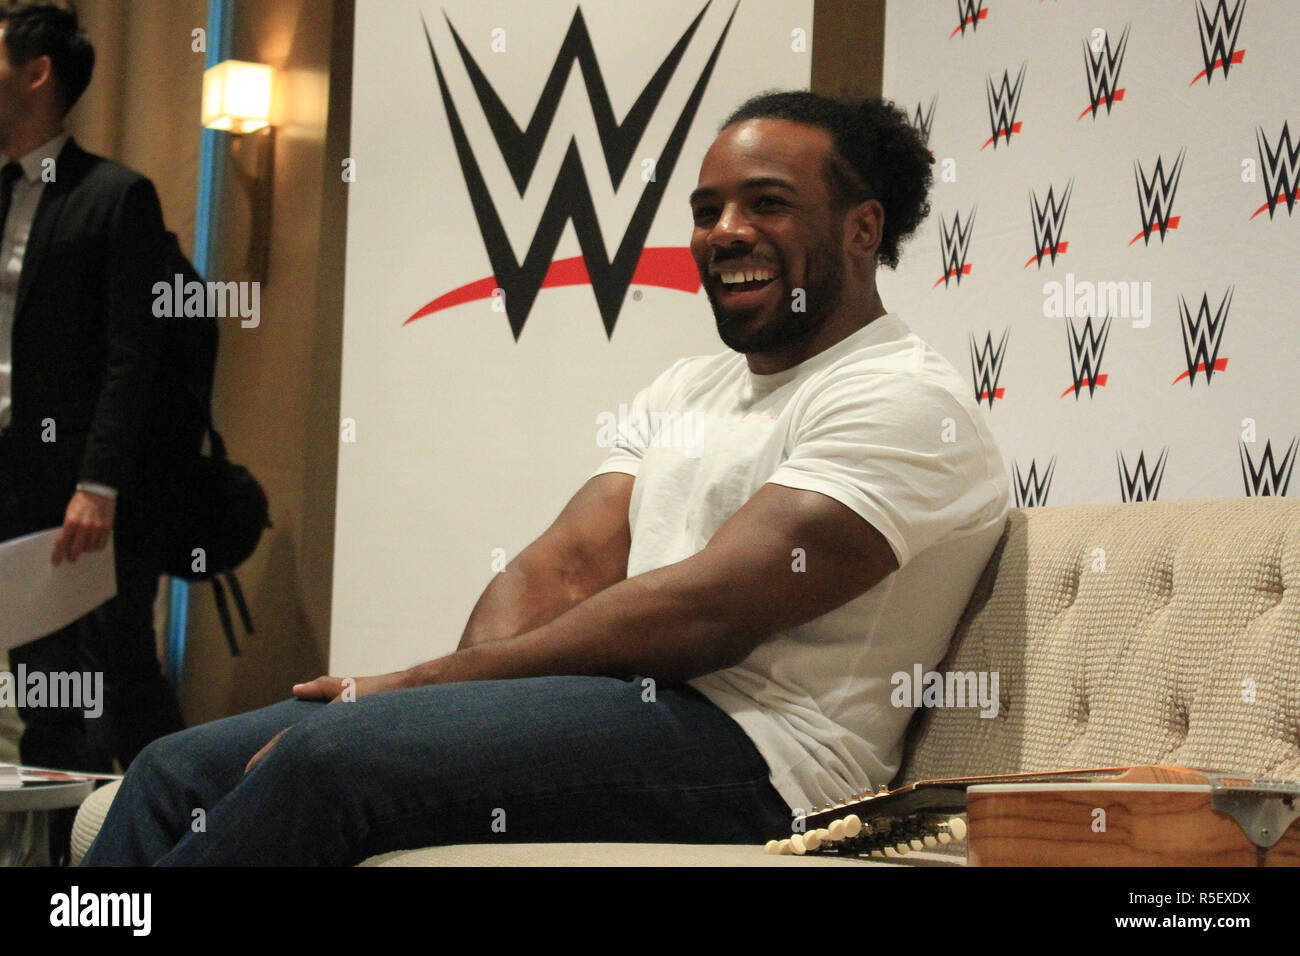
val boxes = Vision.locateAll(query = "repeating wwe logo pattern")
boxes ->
[911,95,938,147]
[1062,315,1111,399]
[1117,447,1169,502]
[1131,150,1186,245]
[935,208,975,287]
[1027,180,1072,268]
[984,63,1026,150]
[1012,457,1055,508]
[1080,24,1130,119]
[419,4,733,338]
[970,329,1008,408]
[1240,438,1297,496]
[1174,288,1231,386]
[1253,121,1299,219]
[951,0,988,38]
[1192,0,1246,85]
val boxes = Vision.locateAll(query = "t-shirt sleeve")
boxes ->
[765,370,1006,569]
[586,358,692,482]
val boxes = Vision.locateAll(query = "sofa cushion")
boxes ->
[359,843,962,866]
[900,498,1300,783]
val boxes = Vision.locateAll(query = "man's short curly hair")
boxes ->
[722,91,933,269]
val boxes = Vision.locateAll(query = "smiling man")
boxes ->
[84,92,1009,866]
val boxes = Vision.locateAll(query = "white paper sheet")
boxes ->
[0,528,116,652]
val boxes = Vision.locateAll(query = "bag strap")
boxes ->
[210,575,240,656]
[224,571,256,635]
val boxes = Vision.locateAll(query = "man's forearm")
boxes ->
[457,539,605,651]
[426,552,758,687]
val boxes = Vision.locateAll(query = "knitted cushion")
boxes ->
[70,778,122,866]
[899,498,1300,784]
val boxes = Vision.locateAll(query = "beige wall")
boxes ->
[813,0,886,99]
[70,0,206,255]
[180,0,349,723]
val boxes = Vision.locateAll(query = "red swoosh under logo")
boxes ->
[1190,49,1244,85]
[981,121,1022,150]
[404,247,702,325]
[933,263,973,287]
[1249,191,1299,220]
[1024,241,1068,268]
[1171,358,1228,384]
[949,8,989,38]
[1077,88,1124,120]
[1059,374,1108,398]
[1129,216,1180,246]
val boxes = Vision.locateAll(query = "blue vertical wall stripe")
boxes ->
[167,0,234,685]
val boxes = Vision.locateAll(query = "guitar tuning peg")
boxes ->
[827,819,845,841]
[946,817,968,842]
[923,834,939,848]
[909,838,925,851]
[842,814,863,838]
[777,839,794,854]
[790,833,807,856]
[764,840,781,855]
[802,830,823,852]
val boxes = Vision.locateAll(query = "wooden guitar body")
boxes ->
[762,765,1300,865]
[966,766,1300,866]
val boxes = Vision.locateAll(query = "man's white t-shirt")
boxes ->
[589,314,1009,813]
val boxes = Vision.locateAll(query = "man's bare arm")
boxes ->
[423,482,899,686]
[456,472,634,650]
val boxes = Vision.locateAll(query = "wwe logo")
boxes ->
[911,95,938,147]
[1062,315,1111,399]
[983,63,1026,150]
[1117,447,1169,503]
[1240,438,1298,496]
[1132,150,1186,246]
[969,329,1009,408]
[1252,121,1299,219]
[1173,287,1231,386]
[1192,0,1246,85]
[1012,457,1055,508]
[951,0,988,38]
[935,208,975,288]
[1080,24,1129,119]
[419,4,733,338]
[1027,180,1072,268]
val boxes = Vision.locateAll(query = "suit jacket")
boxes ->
[6,137,172,527]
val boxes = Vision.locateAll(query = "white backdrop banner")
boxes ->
[334,0,812,671]
[882,0,1297,509]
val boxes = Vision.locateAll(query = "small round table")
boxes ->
[0,780,95,866]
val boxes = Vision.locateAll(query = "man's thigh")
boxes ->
[171,675,790,863]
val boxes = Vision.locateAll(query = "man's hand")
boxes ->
[291,671,413,703]
[243,671,416,775]
[52,490,116,565]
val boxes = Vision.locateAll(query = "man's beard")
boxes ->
[708,236,845,354]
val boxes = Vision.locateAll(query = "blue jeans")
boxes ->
[81,675,791,865]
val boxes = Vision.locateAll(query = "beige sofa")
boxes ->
[72,497,1300,865]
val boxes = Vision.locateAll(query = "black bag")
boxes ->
[118,232,271,655]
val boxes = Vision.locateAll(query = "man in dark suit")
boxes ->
[0,1,185,844]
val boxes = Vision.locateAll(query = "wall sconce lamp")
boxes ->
[202,59,275,282]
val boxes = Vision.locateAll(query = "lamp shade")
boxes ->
[202,60,274,133]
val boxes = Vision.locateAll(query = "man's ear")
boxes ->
[844,198,885,263]
[23,53,55,98]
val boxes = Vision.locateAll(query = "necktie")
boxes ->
[0,161,23,237]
